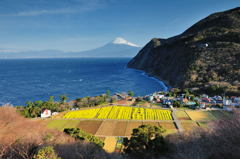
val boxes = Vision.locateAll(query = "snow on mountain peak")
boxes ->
[112,37,139,47]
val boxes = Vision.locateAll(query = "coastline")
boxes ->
[126,67,170,92]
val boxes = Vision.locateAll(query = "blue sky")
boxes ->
[0,0,239,52]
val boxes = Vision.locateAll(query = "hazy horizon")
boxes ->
[0,0,239,52]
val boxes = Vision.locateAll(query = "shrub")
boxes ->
[34,146,60,159]
[63,128,104,148]
[167,111,240,159]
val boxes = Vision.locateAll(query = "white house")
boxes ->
[200,103,206,109]
[233,97,240,104]
[202,94,209,98]
[223,99,232,106]
[155,94,165,99]
[147,96,154,102]
[41,109,51,118]
[198,43,209,48]
[52,112,59,116]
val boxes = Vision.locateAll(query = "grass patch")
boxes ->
[197,121,209,128]
[186,111,216,121]
[210,110,230,119]
[47,120,80,131]
[181,121,199,131]
[163,129,178,136]
[175,111,191,120]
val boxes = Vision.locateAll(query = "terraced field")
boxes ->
[47,120,178,136]
[103,137,117,153]
[47,119,80,131]
[210,110,230,118]
[175,111,191,120]
[63,106,172,120]
[48,110,230,137]
[181,121,199,131]
[186,111,217,121]
[47,109,232,153]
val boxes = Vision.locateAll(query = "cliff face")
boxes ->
[128,7,240,94]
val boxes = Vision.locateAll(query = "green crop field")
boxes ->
[47,119,80,130]
[186,110,230,121]
[210,110,230,119]
[63,106,172,120]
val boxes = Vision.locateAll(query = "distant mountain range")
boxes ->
[128,7,240,95]
[0,37,141,58]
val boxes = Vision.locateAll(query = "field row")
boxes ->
[47,120,177,137]
[175,110,230,121]
[63,106,172,120]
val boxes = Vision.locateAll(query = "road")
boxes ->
[171,107,184,132]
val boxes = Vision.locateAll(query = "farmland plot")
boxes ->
[175,111,191,120]
[125,121,143,136]
[77,120,102,135]
[112,121,128,136]
[95,121,117,136]
[63,106,172,120]
[186,111,216,121]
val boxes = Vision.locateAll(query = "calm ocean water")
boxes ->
[0,58,167,105]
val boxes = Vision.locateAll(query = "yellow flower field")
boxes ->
[63,106,172,120]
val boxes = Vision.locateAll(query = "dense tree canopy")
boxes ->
[123,124,168,158]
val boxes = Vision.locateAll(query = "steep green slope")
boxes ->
[128,7,240,95]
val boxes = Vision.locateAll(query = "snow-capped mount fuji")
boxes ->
[0,37,141,58]
[112,37,139,47]
[70,37,141,57]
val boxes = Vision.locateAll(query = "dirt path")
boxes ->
[171,108,184,132]
[103,137,117,153]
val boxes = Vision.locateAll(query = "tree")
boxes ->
[59,95,68,104]
[173,100,181,108]
[183,88,190,97]
[190,95,195,101]
[168,91,174,97]
[64,128,104,148]
[34,101,43,107]
[128,91,134,97]
[110,96,117,103]
[194,100,200,107]
[173,88,181,95]
[34,146,60,159]
[106,90,111,97]
[30,107,41,118]
[26,101,34,108]
[49,96,55,103]
[123,125,168,158]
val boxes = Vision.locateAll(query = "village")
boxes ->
[142,91,240,110]
[39,90,240,118]
[40,90,240,153]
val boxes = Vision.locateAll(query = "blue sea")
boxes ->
[0,58,167,105]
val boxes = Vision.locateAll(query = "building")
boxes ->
[163,99,172,105]
[52,112,59,116]
[186,101,196,106]
[181,98,189,104]
[223,99,232,106]
[41,109,51,118]
[202,98,211,103]
[146,95,154,102]
[200,103,206,109]
[155,94,165,99]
